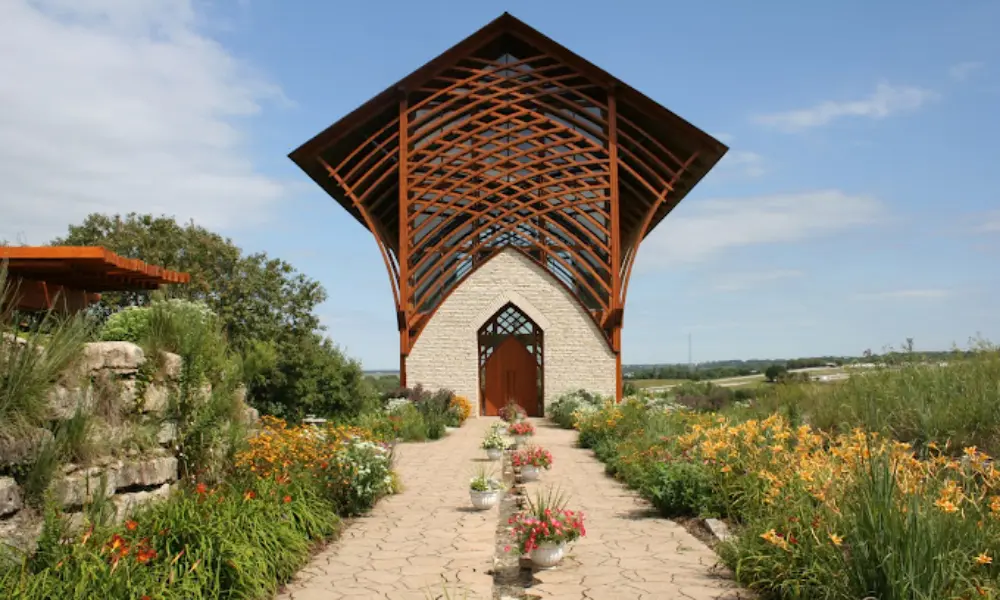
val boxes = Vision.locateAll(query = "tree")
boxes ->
[764,364,787,383]
[54,213,373,419]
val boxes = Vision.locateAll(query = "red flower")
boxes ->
[136,547,158,564]
[125,520,138,531]
[283,495,292,504]
[195,483,208,495]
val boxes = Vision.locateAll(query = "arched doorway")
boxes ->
[478,303,543,417]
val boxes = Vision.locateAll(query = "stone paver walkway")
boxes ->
[277,419,496,600]
[277,416,750,600]
[524,419,751,600]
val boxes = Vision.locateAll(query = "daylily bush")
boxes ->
[0,417,395,598]
[572,398,1000,599]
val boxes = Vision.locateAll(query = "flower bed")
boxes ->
[568,398,1000,599]
[0,417,396,598]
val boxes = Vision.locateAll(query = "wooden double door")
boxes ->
[478,303,543,417]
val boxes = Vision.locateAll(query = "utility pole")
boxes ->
[688,332,693,373]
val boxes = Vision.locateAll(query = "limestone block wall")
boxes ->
[0,341,258,553]
[407,249,616,416]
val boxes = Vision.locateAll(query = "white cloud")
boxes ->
[975,210,1000,233]
[854,289,952,300]
[712,132,735,144]
[708,269,804,292]
[0,0,287,244]
[637,190,883,269]
[720,150,766,178]
[949,61,985,82]
[753,82,937,132]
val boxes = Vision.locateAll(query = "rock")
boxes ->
[141,383,171,413]
[0,428,54,467]
[47,385,94,420]
[82,342,145,374]
[50,468,115,508]
[113,456,178,490]
[0,477,22,517]
[113,483,173,521]
[119,378,138,407]
[157,422,177,445]
[241,405,259,425]
[704,518,733,543]
[0,510,43,556]
[160,352,182,380]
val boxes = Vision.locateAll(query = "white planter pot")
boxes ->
[513,435,531,446]
[486,447,503,460]
[469,489,500,510]
[521,465,541,481]
[530,541,566,568]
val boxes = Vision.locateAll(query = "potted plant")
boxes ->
[499,402,527,423]
[481,425,508,460]
[508,420,535,446]
[469,466,504,510]
[507,488,586,569]
[511,445,552,482]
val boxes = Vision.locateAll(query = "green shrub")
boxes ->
[547,389,605,429]
[97,305,150,343]
[392,403,427,442]
[324,438,394,516]
[641,461,723,518]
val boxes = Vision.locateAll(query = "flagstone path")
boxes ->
[277,416,750,600]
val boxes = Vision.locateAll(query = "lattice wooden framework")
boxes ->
[478,302,543,412]
[290,13,728,400]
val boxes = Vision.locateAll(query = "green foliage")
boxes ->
[324,439,394,516]
[641,461,722,518]
[547,389,605,429]
[97,305,149,343]
[54,213,377,422]
[764,364,787,382]
[393,404,428,442]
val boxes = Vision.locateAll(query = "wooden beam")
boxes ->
[398,91,410,386]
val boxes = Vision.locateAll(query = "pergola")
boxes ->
[1,246,190,314]
[290,13,726,399]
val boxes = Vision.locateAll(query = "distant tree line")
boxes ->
[626,346,974,383]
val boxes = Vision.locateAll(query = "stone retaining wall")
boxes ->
[0,340,258,554]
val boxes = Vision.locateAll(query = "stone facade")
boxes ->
[407,249,615,416]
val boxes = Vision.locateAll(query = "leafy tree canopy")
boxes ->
[54,212,374,420]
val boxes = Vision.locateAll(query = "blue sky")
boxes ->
[1,0,998,368]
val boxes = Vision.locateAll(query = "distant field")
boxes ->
[630,378,686,389]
